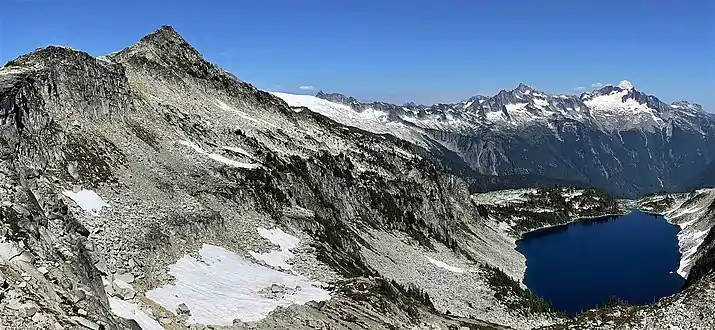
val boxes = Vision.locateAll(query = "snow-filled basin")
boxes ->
[145,244,331,325]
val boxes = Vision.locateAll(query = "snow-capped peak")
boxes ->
[618,80,634,90]
[514,83,536,93]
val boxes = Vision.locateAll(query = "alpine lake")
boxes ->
[516,210,684,316]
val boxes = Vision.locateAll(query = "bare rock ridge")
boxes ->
[112,24,215,79]
[0,24,713,330]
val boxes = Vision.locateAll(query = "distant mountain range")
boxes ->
[273,82,715,197]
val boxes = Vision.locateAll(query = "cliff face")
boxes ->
[638,189,715,283]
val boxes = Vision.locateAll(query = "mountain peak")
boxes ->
[672,101,705,112]
[315,91,359,105]
[136,25,186,46]
[515,83,535,91]
[466,94,488,102]
[4,45,96,70]
[111,25,203,66]
[107,24,237,85]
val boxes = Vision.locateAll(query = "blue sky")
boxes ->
[1,0,714,108]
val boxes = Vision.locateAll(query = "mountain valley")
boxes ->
[0,25,714,330]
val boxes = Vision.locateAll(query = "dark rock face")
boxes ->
[687,159,715,191]
[315,91,360,107]
[438,119,715,197]
[0,46,139,329]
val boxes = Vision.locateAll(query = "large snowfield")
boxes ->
[145,243,331,325]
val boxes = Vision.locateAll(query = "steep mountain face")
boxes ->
[685,158,715,190]
[275,81,715,197]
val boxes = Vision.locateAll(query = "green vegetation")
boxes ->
[480,263,560,316]
[60,134,124,185]
[598,296,631,309]
[141,222,171,250]
[484,187,622,235]
[126,119,160,150]
[638,195,675,213]
[337,278,435,321]
[535,305,641,330]
[0,206,26,239]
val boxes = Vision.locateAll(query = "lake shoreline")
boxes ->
[516,209,632,241]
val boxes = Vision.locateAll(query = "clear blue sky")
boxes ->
[1,0,713,109]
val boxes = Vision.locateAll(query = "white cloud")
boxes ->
[573,86,586,91]
[591,82,604,88]
[298,85,315,90]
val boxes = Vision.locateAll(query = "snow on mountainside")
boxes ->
[270,92,431,147]
[301,80,709,134]
[581,80,666,131]
[638,189,715,279]
[288,82,715,198]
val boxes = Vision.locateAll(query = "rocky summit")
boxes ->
[0,25,714,330]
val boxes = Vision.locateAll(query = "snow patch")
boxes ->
[270,92,429,147]
[426,256,464,273]
[95,56,114,64]
[222,146,254,159]
[667,205,704,220]
[62,190,109,216]
[584,87,662,131]
[178,140,258,169]
[145,244,331,325]
[533,98,549,107]
[109,297,165,330]
[505,103,528,112]
[214,99,279,129]
[249,227,300,271]
[693,229,709,240]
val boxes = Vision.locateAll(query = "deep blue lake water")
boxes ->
[516,210,684,316]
